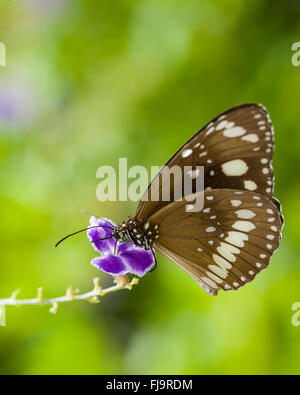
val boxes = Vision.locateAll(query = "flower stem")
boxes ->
[0,276,139,317]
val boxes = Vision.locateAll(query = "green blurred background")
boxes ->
[0,0,299,375]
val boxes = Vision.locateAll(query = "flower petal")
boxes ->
[91,255,128,275]
[120,246,155,277]
[87,216,116,255]
[117,241,136,254]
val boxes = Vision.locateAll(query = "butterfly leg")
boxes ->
[126,229,135,243]
[149,247,157,272]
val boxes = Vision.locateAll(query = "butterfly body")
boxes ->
[114,103,283,296]
[113,217,159,250]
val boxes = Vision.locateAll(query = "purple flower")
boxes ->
[87,217,155,277]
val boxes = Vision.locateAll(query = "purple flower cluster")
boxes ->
[87,217,155,277]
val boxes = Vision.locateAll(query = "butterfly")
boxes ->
[58,103,284,296]
[108,103,284,295]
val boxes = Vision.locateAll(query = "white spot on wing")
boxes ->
[206,227,216,232]
[231,200,242,207]
[242,134,259,143]
[213,254,232,270]
[222,159,249,176]
[182,148,193,158]
[223,126,246,138]
[225,231,248,247]
[216,120,228,130]
[232,221,256,232]
[201,277,218,289]
[206,126,215,135]
[244,180,257,191]
[206,272,223,284]
[225,121,235,128]
[209,264,228,279]
[186,204,195,211]
[217,242,240,263]
[235,209,256,219]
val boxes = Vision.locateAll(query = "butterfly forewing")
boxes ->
[136,103,274,221]
[149,189,283,295]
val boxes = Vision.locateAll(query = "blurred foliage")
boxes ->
[0,0,299,375]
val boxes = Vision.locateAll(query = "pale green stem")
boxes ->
[0,276,139,317]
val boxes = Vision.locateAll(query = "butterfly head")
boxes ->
[113,216,159,250]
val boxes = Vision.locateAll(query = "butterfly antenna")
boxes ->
[99,218,115,228]
[55,225,113,248]
[149,247,157,272]
[80,210,101,219]
[90,234,115,244]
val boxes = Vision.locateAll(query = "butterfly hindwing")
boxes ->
[136,103,274,221]
[149,189,283,295]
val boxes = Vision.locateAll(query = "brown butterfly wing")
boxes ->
[136,103,275,222]
[149,189,283,295]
